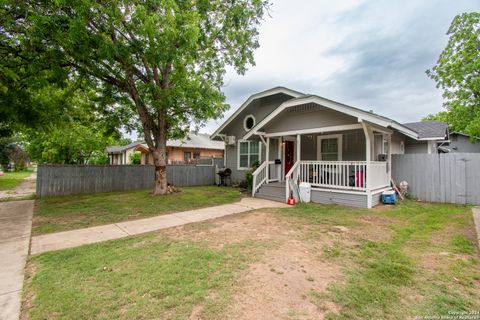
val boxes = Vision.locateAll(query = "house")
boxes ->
[107,133,224,165]
[444,132,480,153]
[402,121,449,153]
[106,141,143,165]
[210,86,453,208]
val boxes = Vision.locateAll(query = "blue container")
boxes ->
[382,190,397,204]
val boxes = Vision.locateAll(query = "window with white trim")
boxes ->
[317,134,342,161]
[238,140,260,169]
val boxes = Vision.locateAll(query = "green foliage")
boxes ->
[426,12,480,137]
[129,152,141,165]
[4,0,270,192]
[245,160,260,190]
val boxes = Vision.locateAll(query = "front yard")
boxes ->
[33,186,242,235]
[23,201,480,319]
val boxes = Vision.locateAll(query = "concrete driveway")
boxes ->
[0,200,34,320]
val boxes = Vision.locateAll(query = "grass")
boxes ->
[0,169,32,190]
[33,186,242,235]
[24,234,265,320]
[282,201,480,319]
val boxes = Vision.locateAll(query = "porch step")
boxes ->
[255,182,286,203]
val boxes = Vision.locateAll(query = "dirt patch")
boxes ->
[161,210,296,248]
[226,240,340,320]
[350,214,396,242]
[20,260,38,320]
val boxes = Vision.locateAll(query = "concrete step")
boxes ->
[255,193,285,203]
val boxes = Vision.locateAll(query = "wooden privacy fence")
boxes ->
[392,153,480,205]
[37,159,224,197]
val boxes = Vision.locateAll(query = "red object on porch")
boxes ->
[355,170,365,188]
[287,197,295,205]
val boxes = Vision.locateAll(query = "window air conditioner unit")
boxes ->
[226,136,236,145]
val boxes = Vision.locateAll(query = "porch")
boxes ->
[251,122,393,208]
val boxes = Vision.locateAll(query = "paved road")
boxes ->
[0,200,34,320]
[31,197,288,255]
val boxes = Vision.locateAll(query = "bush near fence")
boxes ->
[37,158,224,197]
[392,153,480,205]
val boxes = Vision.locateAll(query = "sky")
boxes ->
[199,0,480,135]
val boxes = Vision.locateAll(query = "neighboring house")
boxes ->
[106,133,224,165]
[210,86,455,208]
[106,142,143,165]
[402,121,449,154]
[444,132,480,153]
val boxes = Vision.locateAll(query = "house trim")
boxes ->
[210,87,304,140]
[263,124,362,138]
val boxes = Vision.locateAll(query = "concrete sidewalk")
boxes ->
[0,200,34,320]
[31,197,287,255]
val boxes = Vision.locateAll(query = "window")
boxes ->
[238,140,261,169]
[183,152,191,162]
[243,115,256,131]
[193,153,200,159]
[317,135,342,161]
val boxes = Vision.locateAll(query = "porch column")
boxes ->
[361,121,374,208]
[266,137,270,184]
[296,134,301,162]
[277,138,282,180]
[387,134,392,184]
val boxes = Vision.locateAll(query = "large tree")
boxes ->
[426,12,480,137]
[11,0,269,194]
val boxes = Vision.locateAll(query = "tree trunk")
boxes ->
[152,147,167,195]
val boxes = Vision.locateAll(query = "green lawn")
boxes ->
[0,169,32,190]
[23,201,480,319]
[33,186,242,235]
[24,235,265,320]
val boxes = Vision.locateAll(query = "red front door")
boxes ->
[284,140,295,174]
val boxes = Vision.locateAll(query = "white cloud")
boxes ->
[197,0,480,134]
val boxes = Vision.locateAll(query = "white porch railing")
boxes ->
[252,161,275,196]
[369,161,390,190]
[286,160,390,201]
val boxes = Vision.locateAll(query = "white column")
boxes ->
[278,138,282,180]
[361,121,373,208]
[296,134,301,162]
[266,137,270,184]
[387,134,392,184]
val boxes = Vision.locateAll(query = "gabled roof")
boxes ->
[106,141,144,154]
[167,133,224,150]
[403,121,448,140]
[210,86,304,139]
[107,133,224,154]
[242,94,419,140]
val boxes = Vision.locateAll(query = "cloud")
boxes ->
[201,0,480,134]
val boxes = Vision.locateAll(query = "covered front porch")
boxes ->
[252,122,393,208]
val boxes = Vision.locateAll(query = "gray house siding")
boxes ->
[311,189,368,208]
[263,104,357,133]
[449,134,480,153]
[300,130,366,161]
[223,93,295,183]
[404,138,428,154]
